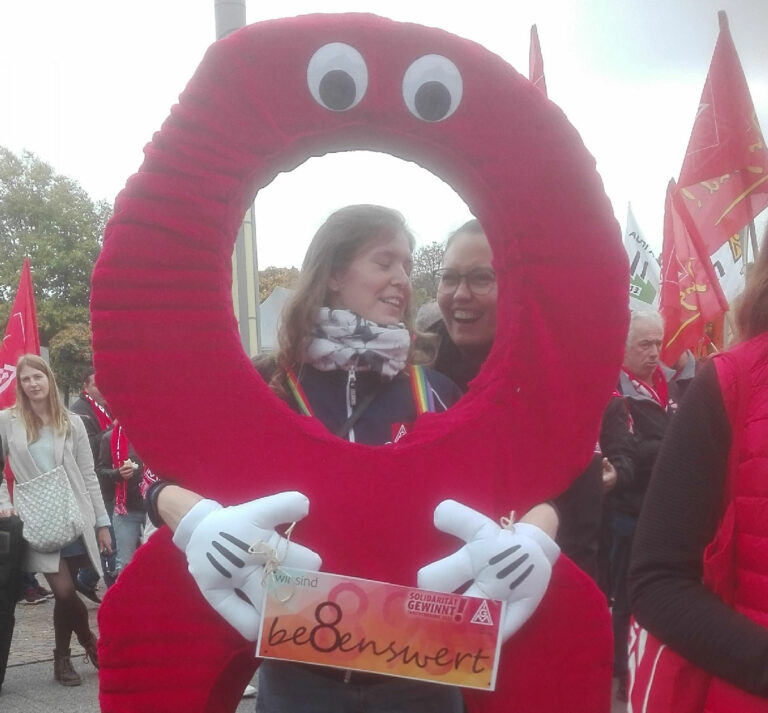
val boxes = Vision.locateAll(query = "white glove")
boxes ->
[173,491,322,641]
[418,499,560,642]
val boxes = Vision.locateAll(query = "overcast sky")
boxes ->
[2,0,767,267]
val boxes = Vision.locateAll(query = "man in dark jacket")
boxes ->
[609,308,679,700]
[95,425,146,578]
[70,367,113,459]
[70,367,115,597]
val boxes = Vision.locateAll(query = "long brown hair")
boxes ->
[273,205,415,384]
[735,227,768,341]
[13,354,70,443]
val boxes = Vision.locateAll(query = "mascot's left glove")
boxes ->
[172,491,322,641]
[418,499,560,642]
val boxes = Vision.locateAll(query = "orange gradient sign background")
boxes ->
[257,569,504,690]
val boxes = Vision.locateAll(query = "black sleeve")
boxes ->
[144,479,177,528]
[552,453,603,580]
[85,418,103,460]
[628,360,768,696]
[95,431,120,484]
[599,396,635,489]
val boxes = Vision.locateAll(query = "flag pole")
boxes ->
[747,211,759,259]
[529,24,547,97]
[671,183,730,313]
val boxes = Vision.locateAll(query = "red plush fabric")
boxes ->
[92,13,627,713]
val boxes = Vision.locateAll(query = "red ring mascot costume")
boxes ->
[92,13,628,713]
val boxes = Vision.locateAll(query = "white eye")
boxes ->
[402,55,463,122]
[307,42,368,112]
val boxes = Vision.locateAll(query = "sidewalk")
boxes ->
[1,581,257,712]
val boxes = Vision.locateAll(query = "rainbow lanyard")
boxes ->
[408,364,434,415]
[285,365,434,418]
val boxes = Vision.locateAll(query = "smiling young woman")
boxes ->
[146,204,468,711]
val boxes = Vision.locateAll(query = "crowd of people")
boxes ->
[1,204,767,710]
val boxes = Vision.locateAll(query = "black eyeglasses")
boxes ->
[433,267,497,295]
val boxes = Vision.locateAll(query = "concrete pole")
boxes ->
[214,0,261,356]
[214,0,246,39]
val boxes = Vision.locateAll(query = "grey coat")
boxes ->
[0,409,110,573]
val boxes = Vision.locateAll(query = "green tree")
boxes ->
[48,323,93,402]
[258,266,299,302]
[410,241,445,314]
[0,148,111,343]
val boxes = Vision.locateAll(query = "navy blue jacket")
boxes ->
[290,364,462,445]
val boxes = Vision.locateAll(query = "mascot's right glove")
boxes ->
[172,491,322,641]
[417,499,560,642]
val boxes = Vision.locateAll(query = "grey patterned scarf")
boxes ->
[305,308,411,380]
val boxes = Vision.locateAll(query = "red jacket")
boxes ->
[702,335,768,712]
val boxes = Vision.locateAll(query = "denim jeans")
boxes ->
[256,660,464,713]
[112,511,146,573]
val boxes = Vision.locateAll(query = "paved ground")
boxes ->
[1,578,257,712]
[1,578,627,712]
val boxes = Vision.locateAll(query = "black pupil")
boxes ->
[414,81,451,121]
[319,70,357,111]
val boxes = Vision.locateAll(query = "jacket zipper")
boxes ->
[346,366,357,443]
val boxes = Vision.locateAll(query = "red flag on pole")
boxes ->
[0,258,41,409]
[529,24,548,97]
[677,11,768,254]
[660,180,729,365]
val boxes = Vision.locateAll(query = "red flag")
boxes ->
[660,180,729,365]
[0,258,41,409]
[529,24,548,97]
[677,11,768,254]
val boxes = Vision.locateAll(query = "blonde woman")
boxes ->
[0,355,111,687]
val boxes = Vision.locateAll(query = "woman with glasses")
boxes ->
[426,220,613,577]
[430,219,499,392]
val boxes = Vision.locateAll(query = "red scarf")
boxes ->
[621,366,669,410]
[83,393,113,430]
[140,466,159,499]
[110,423,130,515]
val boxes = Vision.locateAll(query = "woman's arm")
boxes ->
[0,417,10,514]
[0,479,13,515]
[520,502,559,539]
[0,413,9,511]
[628,360,768,696]
[155,484,203,532]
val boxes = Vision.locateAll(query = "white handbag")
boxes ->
[14,465,85,553]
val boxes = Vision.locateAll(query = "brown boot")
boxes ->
[53,649,82,686]
[78,631,99,669]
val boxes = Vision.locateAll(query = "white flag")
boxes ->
[710,230,746,306]
[624,204,661,310]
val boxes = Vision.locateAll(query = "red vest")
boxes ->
[703,334,768,712]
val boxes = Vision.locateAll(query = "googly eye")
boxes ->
[402,55,463,122]
[307,43,368,112]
